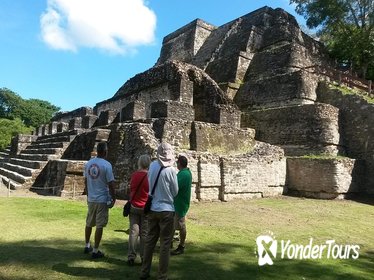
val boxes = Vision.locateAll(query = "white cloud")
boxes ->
[40,0,156,54]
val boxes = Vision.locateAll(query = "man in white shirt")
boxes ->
[140,142,178,280]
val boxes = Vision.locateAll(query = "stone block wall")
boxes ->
[157,19,216,65]
[10,134,38,156]
[242,103,341,156]
[82,115,98,129]
[121,101,146,122]
[151,101,195,121]
[152,119,192,150]
[69,117,82,130]
[51,107,93,123]
[211,104,241,127]
[287,157,365,198]
[62,129,111,160]
[317,83,374,194]
[191,121,256,155]
[235,71,318,109]
[221,143,286,200]
[32,160,86,196]
[57,122,68,133]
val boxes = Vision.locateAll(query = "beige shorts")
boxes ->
[174,213,186,231]
[86,202,109,228]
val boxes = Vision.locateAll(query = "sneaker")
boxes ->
[83,247,93,254]
[171,245,184,255]
[92,250,105,259]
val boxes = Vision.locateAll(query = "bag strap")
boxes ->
[150,166,165,196]
[130,173,147,202]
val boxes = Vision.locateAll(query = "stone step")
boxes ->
[9,158,46,169]
[0,167,31,185]
[17,153,58,161]
[0,151,9,157]
[26,142,67,150]
[20,147,63,155]
[35,135,75,144]
[36,129,81,142]
[0,175,23,190]
[2,162,35,177]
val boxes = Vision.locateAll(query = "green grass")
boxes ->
[0,196,373,280]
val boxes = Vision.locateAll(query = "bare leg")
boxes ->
[94,227,103,249]
[85,226,92,244]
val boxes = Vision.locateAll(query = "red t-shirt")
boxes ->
[130,171,149,208]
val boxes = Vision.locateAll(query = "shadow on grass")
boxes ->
[0,239,372,280]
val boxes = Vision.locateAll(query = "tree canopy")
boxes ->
[0,118,33,150]
[0,88,60,128]
[290,0,374,80]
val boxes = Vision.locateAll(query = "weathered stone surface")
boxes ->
[62,129,111,160]
[96,61,231,123]
[287,157,365,198]
[57,122,68,133]
[10,135,38,156]
[48,122,58,135]
[157,19,216,65]
[69,117,82,130]
[5,6,373,200]
[317,83,374,194]
[191,121,255,155]
[121,101,146,121]
[242,103,341,156]
[95,110,117,127]
[33,159,86,196]
[52,107,93,123]
[82,115,98,129]
[221,142,286,200]
[151,101,195,121]
[152,119,192,149]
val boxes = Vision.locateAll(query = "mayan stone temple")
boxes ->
[0,6,373,200]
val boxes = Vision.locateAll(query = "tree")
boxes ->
[0,118,33,150]
[0,88,60,128]
[290,0,374,80]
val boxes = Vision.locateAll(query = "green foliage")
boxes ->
[290,0,374,80]
[0,87,60,128]
[0,118,33,150]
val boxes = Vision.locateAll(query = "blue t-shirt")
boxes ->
[84,157,115,203]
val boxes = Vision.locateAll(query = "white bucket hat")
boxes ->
[157,142,175,167]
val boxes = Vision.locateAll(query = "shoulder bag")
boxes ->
[123,173,147,217]
[143,166,165,214]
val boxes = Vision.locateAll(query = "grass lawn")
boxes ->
[0,196,373,280]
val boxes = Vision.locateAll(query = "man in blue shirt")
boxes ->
[83,142,116,259]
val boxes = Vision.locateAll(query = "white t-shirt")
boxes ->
[84,157,115,203]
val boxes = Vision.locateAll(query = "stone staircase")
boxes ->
[0,130,79,190]
[0,146,10,161]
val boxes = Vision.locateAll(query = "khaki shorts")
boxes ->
[86,202,109,228]
[174,213,186,231]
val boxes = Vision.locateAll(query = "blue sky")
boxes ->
[0,0,304,112]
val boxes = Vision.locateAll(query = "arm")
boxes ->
[108,180,116,201]
[170,169,179,197]
[83,177,88,195]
